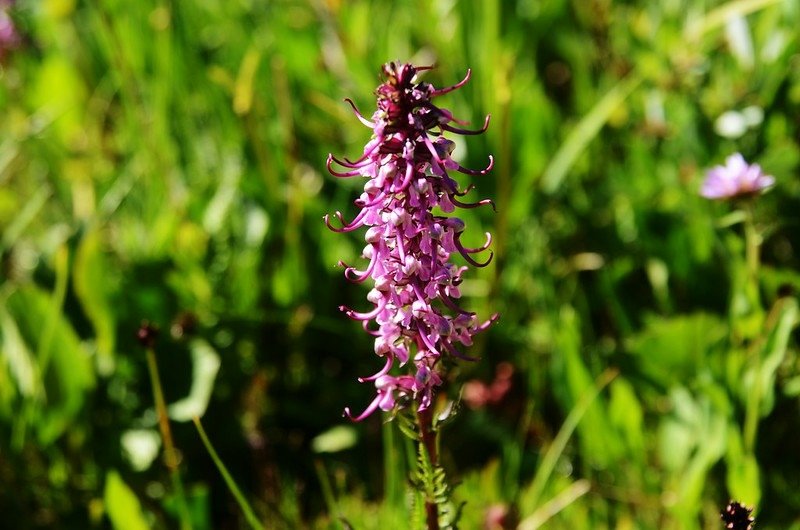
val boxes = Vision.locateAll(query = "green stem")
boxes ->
[743,203,759,283]
[145,347,193,530]
[741,203,761,453]
[193,416,264,530]
[314,460,344,530]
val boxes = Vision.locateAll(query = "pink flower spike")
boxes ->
[326,62,497,421]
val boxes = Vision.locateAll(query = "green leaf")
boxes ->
[725,425,761,509]
[120,429,161,472]
[608,378,645,457]
[658,385,729,474]
[550,306,621,469]
[311,425,359,453]
[73,228,117,374]
[665,388,729,523]
[168,339,221,422]
[104,470,151,530]
[0,185,50,251]
[755,297,798,415]
[29,55,87,145]
[741,297,798,426]
[0,305,38,398]
[5,284,95,445]
[657,388,698,472]
[626,313,726,386]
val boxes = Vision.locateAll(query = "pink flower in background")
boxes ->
[0,8,19,59]
[483,503,514,530]
[700,153,774,200]
[463,362,514,409]
[326,62,497,421]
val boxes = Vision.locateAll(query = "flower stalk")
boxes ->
[417,407,440,529]
[326,62,497,528]
[741,202,763,454]
[138,323,193,530]
[702,154,776,508]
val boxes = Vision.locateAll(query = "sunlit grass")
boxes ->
[1,0,799,528]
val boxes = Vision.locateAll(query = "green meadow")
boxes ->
[1,0,799,528]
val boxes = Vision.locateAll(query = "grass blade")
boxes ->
[192,416,264,530]
[518,479,591,530]
[526,368,618,508]
[540,77,640,194]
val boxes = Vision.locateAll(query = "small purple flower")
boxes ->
[701,153,774,200]
[326,62,497,421]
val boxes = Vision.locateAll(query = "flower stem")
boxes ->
[743,202,759,284]
[417,407,440,530]
[145,347,193,530]
[193,417,264,530]
[742,203,762,454]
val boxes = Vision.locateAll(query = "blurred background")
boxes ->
[1,0,799,528]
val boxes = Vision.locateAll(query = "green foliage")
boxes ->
[1,280,95,446]
[409,443,459,529]
[1,0,800,528]
[74,228,118,373]
[104,470,151,530]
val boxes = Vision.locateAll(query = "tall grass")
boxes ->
[1,0,799,528]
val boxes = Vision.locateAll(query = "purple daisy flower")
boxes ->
[326,62,497,421]
[701,153,774,200]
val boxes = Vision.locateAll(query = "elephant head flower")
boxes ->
[326,62,497,420]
